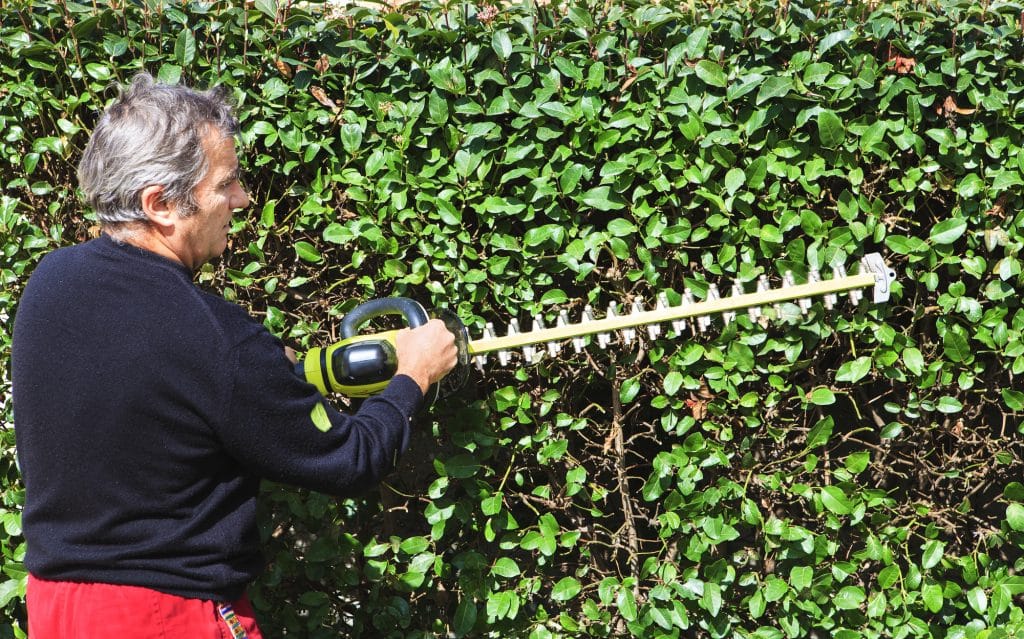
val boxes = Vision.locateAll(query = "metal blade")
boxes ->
[467,252,894,357]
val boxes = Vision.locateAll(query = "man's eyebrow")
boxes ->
[221,166,241,185]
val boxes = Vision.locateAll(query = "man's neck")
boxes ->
[104,224,191,270]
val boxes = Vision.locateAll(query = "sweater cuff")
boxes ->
[381,374,425,417]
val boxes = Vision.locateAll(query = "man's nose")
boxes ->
[233,184,251,210]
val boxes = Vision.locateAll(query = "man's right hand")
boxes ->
[394,319,459,396]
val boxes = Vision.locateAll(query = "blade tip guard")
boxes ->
[861,252,897,303]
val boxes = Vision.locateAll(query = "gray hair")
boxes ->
[78,73,239,226]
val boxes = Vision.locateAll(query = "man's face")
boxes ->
[176,130,250,269]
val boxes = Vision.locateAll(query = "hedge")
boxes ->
[2,0,1024,637]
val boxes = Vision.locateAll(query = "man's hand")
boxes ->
[394,319,459,396]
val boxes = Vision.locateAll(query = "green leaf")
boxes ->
[921,540,945,570]
[523,224,565,248]
[454,149,481,179]
[663,371,683,396]
[922,582,944,613]
[943,327,971,363]
[903,347,925,375]
[756,76,793,104]
[836,356,871,383]
[551,577,582,601]
[617,588,638,621]
[157,63,182,84]
[694,60,727,88]
[1006,503,1024,531]
[540,289,568,305]
[0,579,19,609]
[539,102,575,122]
[443,454,479,479]
[867,590,887,618]
[748,589,766,618]
[724,167,745,195]
[428,90,449,125]
[817,110,845,148]
[810,387,836,405]
[929,218,967,245]
[607,218,637,237]
[174,28,196,66]
[821,485,852,515]
[580,186,624,211]
[491,557,520,578]
[453,599,477,636]
[790,566,813,591]
[806,416,834,449]
[701,582,723,617]
[340,123,363,155]
[834,586,866,610]
[967,586,988,614]
[294,241,321,263]
[254,0,279,19]
[817,29,855,55]
[936,396,962,414]
[878,565,900,589]
[620,376,641,404]
[491,30,512,60]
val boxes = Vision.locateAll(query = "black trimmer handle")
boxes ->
[338,297,429,339]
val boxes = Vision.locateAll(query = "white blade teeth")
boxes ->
[834,262,861,304]
[602,303,617,348]
[519,318,537,362]
[776,271,795,318]
[827,262,843,307]
[748,276,766,322]
[658,292,683,335]
[829,264,843,308]
[753,275,770,324]
[501,319,519,366]
[811,267,833,310]
[529,314,554,359]
[621,301,638,344]
[475,322,496,370]
[529,315,545,362]
[636,299,659,339]
[699,285,718,332]
[723,281,741,325]
[680,288,695,333]
[552,311,569,357]
[574,306,593,353]
[797,270,813,314]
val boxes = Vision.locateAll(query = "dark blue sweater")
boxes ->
[12,234,422,601]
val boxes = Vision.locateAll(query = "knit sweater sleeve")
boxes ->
[216,326,423,495]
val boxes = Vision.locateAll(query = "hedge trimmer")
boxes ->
[296,253,897,399]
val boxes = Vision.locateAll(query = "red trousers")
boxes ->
[27,576,264,639]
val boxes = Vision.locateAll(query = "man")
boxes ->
[11,73,457,637]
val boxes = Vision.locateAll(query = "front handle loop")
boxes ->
[339,297,429,339]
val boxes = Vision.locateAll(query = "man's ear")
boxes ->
[139,185,176,230]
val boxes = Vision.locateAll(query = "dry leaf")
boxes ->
[686,381,714,420]
[314,54,330,74]
[936,95,976,117]
[685,398,708,421]
[890,54,915,74]
[310,86,336,109]
[274,58,292,79]
[985,194,1010,218]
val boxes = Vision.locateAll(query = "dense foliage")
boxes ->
[3,0,1024,636]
